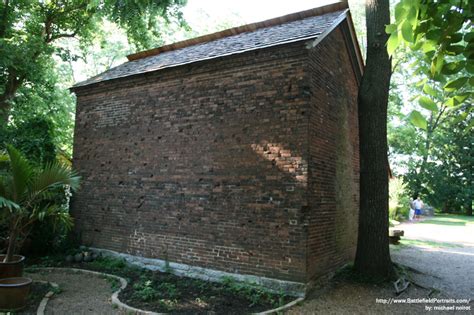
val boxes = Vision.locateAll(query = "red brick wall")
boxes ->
[71,24,360,284]
[72,41,311,282]
[306,26,360,280]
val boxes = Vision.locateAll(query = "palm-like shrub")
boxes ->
[0,145,80,262]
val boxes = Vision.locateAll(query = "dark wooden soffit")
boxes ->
[344,12,365,80]
[304,9,364,85]
[127,2,349,62]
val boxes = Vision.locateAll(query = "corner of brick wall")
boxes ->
[305,25,360,281]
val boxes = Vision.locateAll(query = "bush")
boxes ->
[0,140,77,257]
[389,177,410,221]
[0,117,56,166]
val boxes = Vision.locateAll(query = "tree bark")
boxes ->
[0,69,25,122]
[466,203,472,216]
[4,227,18,263]
[354,0,394,280]
[0,0,10,38]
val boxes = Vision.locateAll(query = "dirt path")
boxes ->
[26,269,119,315]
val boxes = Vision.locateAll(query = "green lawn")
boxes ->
[419,214,474,226]
[398,239,462,248]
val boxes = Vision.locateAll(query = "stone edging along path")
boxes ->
[26,267,304,315]
[34,280,59,315]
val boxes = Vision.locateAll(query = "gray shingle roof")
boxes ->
[74,9,347,88]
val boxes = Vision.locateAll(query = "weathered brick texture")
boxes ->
[71,24,359,284]
[306,27,360,281]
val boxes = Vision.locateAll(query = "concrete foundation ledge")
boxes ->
[91,247,307,297]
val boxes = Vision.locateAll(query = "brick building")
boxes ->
[71,2,363,295]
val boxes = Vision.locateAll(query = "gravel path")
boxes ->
[392,218,474,299]
[396,219,474,246]
[391,245,474,299]
[286,280,434,314]
[26,269,119,315]
[288,216,474,314]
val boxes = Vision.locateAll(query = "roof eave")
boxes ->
[127,1,349,62]
[70,33,323,92]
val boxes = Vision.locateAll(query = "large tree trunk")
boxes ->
[354,0,394,280]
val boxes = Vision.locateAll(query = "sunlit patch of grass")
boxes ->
[398,239,462,248]
[419,214,474,226]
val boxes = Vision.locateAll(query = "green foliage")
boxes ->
[418,96,438,112]
[0,0,188,154]
[0,145,80,261]
[0,117,77,255]
[132,278,159,301]
[389,178,410,221]
[388,0,472,72]
[388,16,471,215]
[221,276,285,308]
[0,117,57,166]
[131,276,179,310]
[89,256,128,273]
[387,0,473,130]
[408,110,428,130]
[8,68,76,157]
[395,111,473,214]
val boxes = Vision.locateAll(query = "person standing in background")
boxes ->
[413,196,424,220]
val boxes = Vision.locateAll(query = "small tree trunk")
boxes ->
[0,69,25,122]
[0,96,12,122]
[4,228,18,263]
[354,0,394,280]
[466,203,472,216]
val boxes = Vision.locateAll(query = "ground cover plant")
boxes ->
[29,254,292,314]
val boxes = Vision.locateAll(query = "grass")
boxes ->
[419,214,474,226]
[399,239,462,248]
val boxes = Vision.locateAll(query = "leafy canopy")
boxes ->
[386,0,473,130]
[0,0,187,119]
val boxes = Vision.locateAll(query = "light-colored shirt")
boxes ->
[413,200,423,210]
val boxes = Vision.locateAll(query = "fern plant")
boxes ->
[0,145,80,262]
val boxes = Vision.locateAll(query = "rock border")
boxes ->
[255,297,305,315]
[34,280,59,315]
[26,267,303,314]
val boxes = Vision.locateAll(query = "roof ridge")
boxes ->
[127,1,348,62]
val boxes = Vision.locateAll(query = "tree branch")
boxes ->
[431,106,447,132]
[47,32,77,43]
[0,0,9,38]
